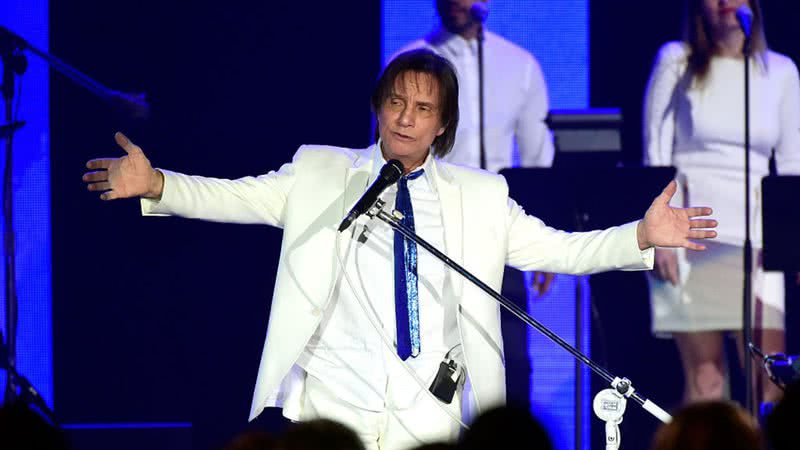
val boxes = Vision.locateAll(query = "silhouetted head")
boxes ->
[765,379,800,450]
[459,405,553,450]
[650,400,763,450]
[0,402,70,450]
[222,429,276,450]
[275,418,365,450]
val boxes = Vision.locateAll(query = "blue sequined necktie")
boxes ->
[394,169,424,360]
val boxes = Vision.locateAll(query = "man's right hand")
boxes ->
[653,248,680,286]
[83,132,163,200]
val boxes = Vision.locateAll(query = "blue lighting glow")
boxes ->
[61,422,193,430]
[382,0,588,109]
[0,0,53,408]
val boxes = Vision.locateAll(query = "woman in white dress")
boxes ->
[643,0,800,406]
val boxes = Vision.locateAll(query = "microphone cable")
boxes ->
[334,219,470,431]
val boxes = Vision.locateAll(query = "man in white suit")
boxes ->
[395,0,560,406]
[82,50,716,450]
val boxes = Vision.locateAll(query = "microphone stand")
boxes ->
[0,25,150,119]
[5,368,56,425]
[0,25,149,402]
[0,27,27,403]
[1,331,56,425]
[742,35,754,415]
[364,198,673,442]
[476,23,487,170]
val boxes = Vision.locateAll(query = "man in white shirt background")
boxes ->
[398,0,554,172]
[395,0,556,410]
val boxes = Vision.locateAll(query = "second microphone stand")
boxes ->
[476,21,487,170]
[742,34,754,415]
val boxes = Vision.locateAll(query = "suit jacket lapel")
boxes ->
[330,147,376,296]
[341,145,378,223]
[431,159,464,298]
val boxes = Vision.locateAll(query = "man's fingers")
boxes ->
[654,255,667,280]
[655,261,668,281]
[684,240,706,251]
[689,218,717,229]
[87,181,111,192]
[685,206,713,218]
[655,180,677,206]
[540,273,555,294]
[530,273,542,293]
[99,190,120,201]
[667,260,680,286]
[82,171,108,182]
[86,158,115,170]
[114,132,143,155]
[688,230,717,240]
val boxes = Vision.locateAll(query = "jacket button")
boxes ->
[311,308,321,317]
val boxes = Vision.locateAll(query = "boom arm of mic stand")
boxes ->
[0,25,149,119]
[367,199,672,424]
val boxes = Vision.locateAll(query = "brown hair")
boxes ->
[371,49,459,158]
[683,0,768,83]
[275,418,365,450]
[650,401,764,450]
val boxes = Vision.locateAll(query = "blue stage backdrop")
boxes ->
[382,0,588,108]
[382,2,590,449]
[0,0,53,407]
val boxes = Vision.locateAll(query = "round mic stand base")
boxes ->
[593,378,628,450]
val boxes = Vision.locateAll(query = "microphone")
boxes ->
[338,159,404,232]
[469,2,489,24]
[736,5,753,39]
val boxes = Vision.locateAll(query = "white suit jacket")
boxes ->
[141,144,653,421]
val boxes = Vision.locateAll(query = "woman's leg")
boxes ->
[674,331,727,403]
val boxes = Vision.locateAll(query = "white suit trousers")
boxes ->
[298,373,463,450]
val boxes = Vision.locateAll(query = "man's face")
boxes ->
[436,0,487,34]
[377,71,446,169]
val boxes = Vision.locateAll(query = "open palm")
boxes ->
[639,181,717,251]
[83,132,157,200]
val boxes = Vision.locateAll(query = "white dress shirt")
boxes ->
[397,27,554,173]
[297,149,461,411]
[644,42,800,246]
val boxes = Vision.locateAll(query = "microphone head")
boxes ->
[736,4,753,20]
[380,159,405,183]
[469,2,489,24]
[736,5,753,37]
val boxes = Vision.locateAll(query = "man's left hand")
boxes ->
[637,180,717,251]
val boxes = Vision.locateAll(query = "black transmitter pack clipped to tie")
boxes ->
[429,359,461,404]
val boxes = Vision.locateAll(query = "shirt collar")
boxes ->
[426,26,480,57]
[371,138,437,194]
